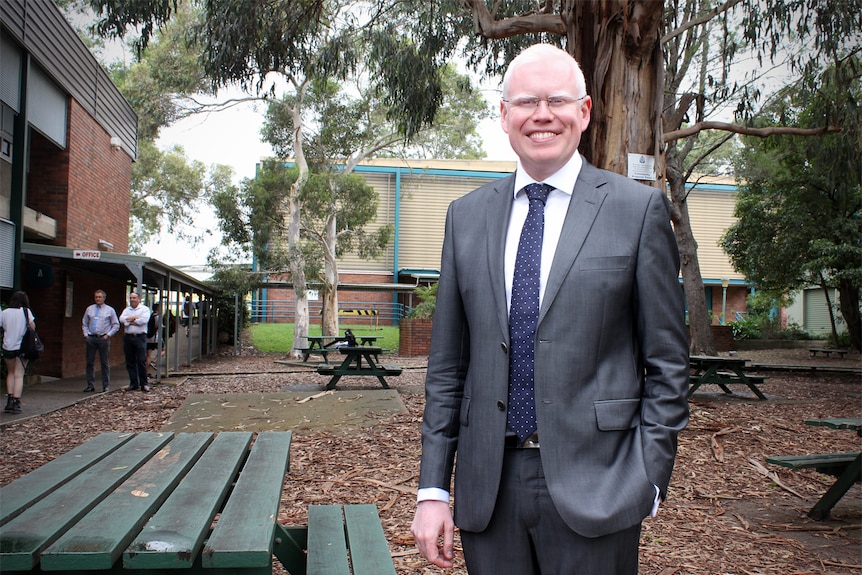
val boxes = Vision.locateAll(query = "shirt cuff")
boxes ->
[417,487,450,504]
[650,485,661,517]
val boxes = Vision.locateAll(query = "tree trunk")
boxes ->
[820,273,840,349]
[289,100,309,359]
[837,277,862,351]
[321,212,339,336]
[567,0,665,189]
[667,163,716,355]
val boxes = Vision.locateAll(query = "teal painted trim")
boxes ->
[392,170,402,320]
[702,278,750,286]
[353,164,512,180]
[684,182,737,193]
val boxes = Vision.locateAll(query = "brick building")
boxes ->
[1,1,214,378]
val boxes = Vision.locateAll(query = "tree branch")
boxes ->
[662,0,744,44]
[461,0,566,37]
[664,122,840,142]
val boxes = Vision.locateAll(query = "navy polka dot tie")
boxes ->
[508,183,552,443]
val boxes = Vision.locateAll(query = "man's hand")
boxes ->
[411,499,456,568]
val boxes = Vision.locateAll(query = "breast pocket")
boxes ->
[579,256,631,271]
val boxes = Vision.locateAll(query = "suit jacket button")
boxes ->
[501,342,508,353]
[497,401,505,411]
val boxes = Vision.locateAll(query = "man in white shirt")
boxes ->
[119,292,151,392]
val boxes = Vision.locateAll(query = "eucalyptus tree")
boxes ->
[85,0,862,353]
[722,60,862,350]
[85,5,235,253]
[661,0,852,353]
[260,65,489,335]
[438,0,859,353]
[84,0,467,349]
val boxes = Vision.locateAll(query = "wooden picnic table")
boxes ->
[0,431,293,574]
[316,346,402,390]
[298,335,379,363]
[0,431,396,574]
[688,354,767,400]
[767,417,861,520]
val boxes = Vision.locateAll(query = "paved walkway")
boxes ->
[0,371,129,426]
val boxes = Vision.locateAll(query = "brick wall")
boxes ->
[21,100,133,378]
[25,100,131,252]
[261,272,398,325]
[66,99,131,252]
[709,286,748,324]
[399,318,432,356]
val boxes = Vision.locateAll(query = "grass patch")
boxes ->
[249,323,400,354]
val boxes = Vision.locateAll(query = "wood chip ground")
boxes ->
[1,345,859,574]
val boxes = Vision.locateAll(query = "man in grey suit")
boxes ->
[411,44,690,574]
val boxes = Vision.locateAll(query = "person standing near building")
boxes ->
[0,291,36,414]
[82,289,120,392]
[411,44,689,575]
[119,292,151,392]
[146,303,163,380]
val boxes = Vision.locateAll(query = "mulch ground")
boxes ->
[1,345,859,574]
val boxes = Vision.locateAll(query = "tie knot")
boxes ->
[523,183,552,205]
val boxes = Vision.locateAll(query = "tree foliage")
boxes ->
[128,140,206,251]
[721,57,862,349]
[211,160,293,271]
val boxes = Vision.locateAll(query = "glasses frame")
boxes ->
[502,95,588,110]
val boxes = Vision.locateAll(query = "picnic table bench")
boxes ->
[809,348,849,358]
[688,355,767,400]
[316,346,402,390]
[0,431,396,574]
[766,417,862,520]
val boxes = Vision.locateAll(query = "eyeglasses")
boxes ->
[502,95,587,110]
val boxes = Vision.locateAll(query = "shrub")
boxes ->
[407,283,437,319]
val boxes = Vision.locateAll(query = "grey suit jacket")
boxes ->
[418,158,690,538]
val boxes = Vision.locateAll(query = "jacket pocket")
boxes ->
[594,398,641,431]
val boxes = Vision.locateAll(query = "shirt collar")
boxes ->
[513,153,582,198]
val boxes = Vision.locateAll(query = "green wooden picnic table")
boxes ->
[688,355,767,400]
[316,346,402,390]
[767,417,861,520]
[0,431,395,574]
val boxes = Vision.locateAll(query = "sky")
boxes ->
[142,87,517,267]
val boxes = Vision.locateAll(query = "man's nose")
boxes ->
[531,100,555,119]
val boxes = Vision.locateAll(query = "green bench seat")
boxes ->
[689,371,766,385]
[316,364,402,376]
[766,452,860,477]
[766,451,861,520]
[306,504,396,575]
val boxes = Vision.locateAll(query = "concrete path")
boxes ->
[0,371,130,426]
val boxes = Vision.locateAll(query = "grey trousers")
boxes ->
[460,448,642,575]
[85,336,111,389]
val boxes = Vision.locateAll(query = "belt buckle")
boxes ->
[521,433,540,448]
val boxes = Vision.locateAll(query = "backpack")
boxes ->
[20,308,44,361]
[147,313,158,338]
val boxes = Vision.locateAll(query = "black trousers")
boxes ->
[123,334,148,388]
[460,448,641,575]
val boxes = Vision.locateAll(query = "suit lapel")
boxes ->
[539,163,608,321]
[487,175,516,339]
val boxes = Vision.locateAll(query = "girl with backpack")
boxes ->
[0,291,36,414]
